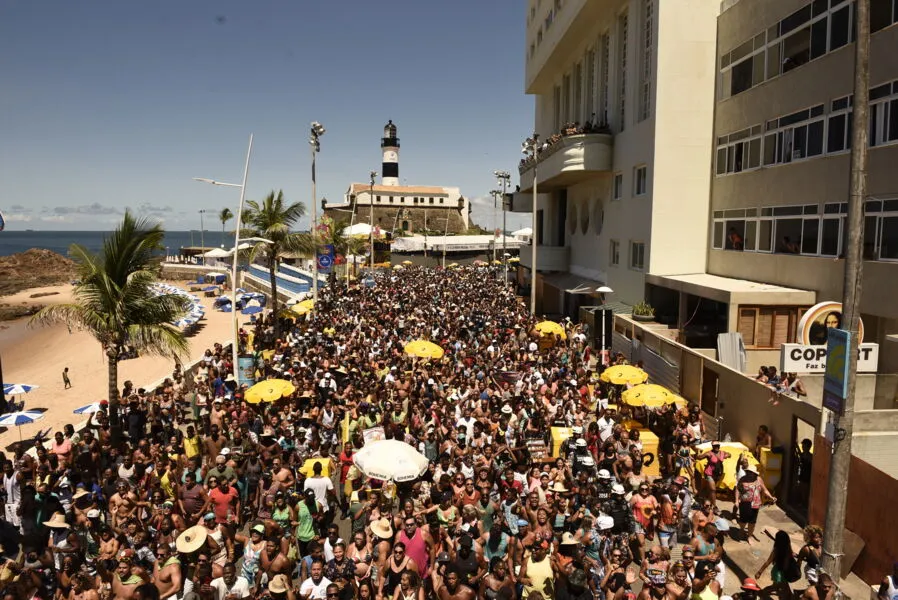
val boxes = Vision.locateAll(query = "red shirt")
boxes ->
[339,451,354,484]
[208,486,239,523]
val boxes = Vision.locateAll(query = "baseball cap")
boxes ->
[741,578,761,592]
[87,509,101,519]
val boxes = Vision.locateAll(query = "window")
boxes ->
[586,48,597,122]
[600,34,610,124]
[716,126,763,175]
[640,0,654,121]
[553,85,562,133]
[827,95,853,152]
[634,166,647,195]
[429,197,434,204]
[562,73,572,125]
[618,11,629,131]
[574,62,583,123]
[712,205,838,256]
[400,196,405,203]
[613,173,623,200]
[376,195,381,203]
[738,306,807,348]
[871,0,897,33]
[610,240,620,266]
[869,81,898,147]
[439,198,444,204]
[389,196,394,203]
[629,241,645,270]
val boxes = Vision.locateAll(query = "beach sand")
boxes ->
[0,281,236,448]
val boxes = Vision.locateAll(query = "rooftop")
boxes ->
[348,183,448,195]
[646,272,817,305]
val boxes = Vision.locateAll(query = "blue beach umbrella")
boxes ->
[3,383,38,396]
[242,305,263,315]
[73,403,104,415]
[0,410,44,441]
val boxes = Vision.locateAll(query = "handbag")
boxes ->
[785,555,802,583]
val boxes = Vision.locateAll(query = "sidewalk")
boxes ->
[714,499,874,600]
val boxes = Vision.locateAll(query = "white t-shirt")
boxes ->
[304,476,334,513]
[299,576,332,599]
[210,576,251,600]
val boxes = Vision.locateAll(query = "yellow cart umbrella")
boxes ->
[533,320,567,340]
[402,260,413,265]
[393,265,404,270]
[245,379,296,404]
[600,365,649,385]
[404,339,445,359]
[622,384,686,408]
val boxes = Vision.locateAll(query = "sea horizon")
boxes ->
[0,230,231,257]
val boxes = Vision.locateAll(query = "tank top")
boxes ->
[272,506,291,530]
[241,541,262,582]
[398,528,429,578]
[381,560,408,597]
[884,576,898,600]
[522,555,553,598]
[3,472,20,504]
[483,532,509,562]
[692,585,718,600]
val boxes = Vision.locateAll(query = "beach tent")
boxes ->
[205,272,227,284]
[203,248,232,258]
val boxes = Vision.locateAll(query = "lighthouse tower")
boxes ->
[381,120,400,186]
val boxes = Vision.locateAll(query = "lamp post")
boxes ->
[369,171,377,269]
[199,209,209,265]
[494,170,511,283]
[309,121,325,311]
[522,135,540,315]
[192,133,254,383]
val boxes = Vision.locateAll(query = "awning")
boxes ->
[541,272,606,294]
[645,273,815,305]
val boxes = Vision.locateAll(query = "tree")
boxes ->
[29,212,189,442]
[242,190,306,336]
[296,217,369,286]
[219,207,233,246]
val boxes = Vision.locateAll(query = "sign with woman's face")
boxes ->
[796,301,864,345]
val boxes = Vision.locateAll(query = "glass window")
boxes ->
[766,42,782,79]
[731,59,753,96]
[713,222,724,249]
[725,220,746,250]
[828,114,847,152]
[871,0,894,32]
[630,241,645,270]
[613,173,623,199]
[830,5,850,50]
[808,120,824,156]
[635,166,648,195]
[763,134,777,165]
[801,219,820,254]
[864,215,878,259]
[821,218,841,256]
[745,220,757,251]
[776,218,803,253]
[716,148,727,175]
[881,216,898,259]
[811,18,828,59]
[759,219,773,251]
[610,240,620,265]
[793,124,808,159]
[752,53,766,86]
[782,28,812,72]
[781,5,812,35]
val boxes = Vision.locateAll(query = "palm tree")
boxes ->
[219,207,233,246]
[242,190,306,336]
[297,218,368,285]
[29,212,189,441]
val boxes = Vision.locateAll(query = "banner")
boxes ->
[316,244,335,273]
[780,343,878,373]
[796,301,864,345]
[237,355,256,386]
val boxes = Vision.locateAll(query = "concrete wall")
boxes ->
[809,436,898,584]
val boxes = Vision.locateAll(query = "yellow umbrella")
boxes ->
[622,384,686,408]
[533,320,567,340]
[393,265,404,270]
[289,298,315,316]
[245,379,296,404]
[402,260,413,265]
[600,365,649,385]
[695,441,760,491]
[492,260,502,265]
[447,262,459,268]
[509,256,520,263]
[404,339,445,359]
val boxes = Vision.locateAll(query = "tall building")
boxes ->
[323,121,471,235]
[511,0,719,316]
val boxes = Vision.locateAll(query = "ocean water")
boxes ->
[0,230,232,257]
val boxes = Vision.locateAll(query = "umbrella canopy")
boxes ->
[205,272,226,277]
[73,403,105,415]
[202,286,218,292]
[245,379,296,404]
[352,439,429,482]
[622,384,687,408]
[392,265,403,270]
[402,260,413,265]
[534,320,567,340]
[600,365,649,386]
[289,299,315,316]
[695,441,760,491]
[404,340,444,359]
[203,248,232,258]
[0,411,44,427]
[3,383,38,395]
[242,305,263,315]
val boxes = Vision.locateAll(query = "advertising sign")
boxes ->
[780,301,878,373]
[237,355,256,386]
[316,244,335,273]
[822,328,850,414]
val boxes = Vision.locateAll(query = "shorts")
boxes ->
[738,502,759,524]
[633,521,645,535]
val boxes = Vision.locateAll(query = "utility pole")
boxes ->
[522,135,539,315]
[309,122,325,310]
[423,209,428,262]
[495,170,511,283]
[369,171,377,270]
[821,0,869,581]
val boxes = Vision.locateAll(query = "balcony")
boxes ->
[519,133,613,193]
[518,244,569,272]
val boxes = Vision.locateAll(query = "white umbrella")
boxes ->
[352,440,429,482]
[73,402,104,415]
[203,248,232,258]
[0,410,44,441]
[3,383,39,395]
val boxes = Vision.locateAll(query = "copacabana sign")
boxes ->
[781,302,878,373]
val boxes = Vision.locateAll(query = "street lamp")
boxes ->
[522,135,540,315]
[369,171,377,269]
[494,170,511,283]
[192,133,254,383]
[309,122,325,310]
[198,209,210,265]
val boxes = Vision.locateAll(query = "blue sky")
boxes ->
[0,1,532,232]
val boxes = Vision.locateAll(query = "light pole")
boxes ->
[192,133,254,384]
[522,135,540,315]
[309,121,325,311]
[495,170,511,282]
[199,209,209,265]
[369,171,377,269]
[489,190,501,264]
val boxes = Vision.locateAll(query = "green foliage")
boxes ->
[632,301,655,317]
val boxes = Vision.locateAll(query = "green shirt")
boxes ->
[295,501,317,542]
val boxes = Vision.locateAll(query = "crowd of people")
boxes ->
[0,265,835,600]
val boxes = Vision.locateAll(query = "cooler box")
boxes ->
[637,429,661,478]
[550,427,573,458]
[759,447,782,489]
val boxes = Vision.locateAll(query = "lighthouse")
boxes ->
[381,120,400,186]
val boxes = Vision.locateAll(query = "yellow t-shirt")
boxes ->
[184,436,201,459]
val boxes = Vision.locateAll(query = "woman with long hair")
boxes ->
[756,530,797,599]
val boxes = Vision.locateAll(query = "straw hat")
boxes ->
[744,463,759,474]
[42,512,70,529]
[73,489,90,500]
[559,532,579,546]
[268,574,290,594]
[370,517,393,539]
[550,482,569,493]
[175,525,208,554]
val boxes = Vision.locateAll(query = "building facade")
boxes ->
[512,0,719,316]
[323,121,471,236]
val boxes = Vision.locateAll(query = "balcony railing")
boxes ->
[519,125,613,192]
